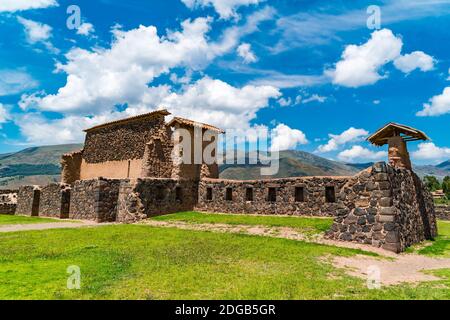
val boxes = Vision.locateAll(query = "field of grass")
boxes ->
[407,221,450,258]
[152,211,333,235]
[0,214,64,225]
[0,221,449,300]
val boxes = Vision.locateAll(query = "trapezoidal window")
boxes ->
[206,187,213,201]
[225,188,233,201]
[268,187,276,202]
[175,187,182,202]
[295,187,305,202]
[156,186,166,201]
[325,186,336,203]
[245,187,253,201]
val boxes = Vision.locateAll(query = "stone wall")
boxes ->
[435,205,450,220]
[83,115,167,163]
[39,183,71,218]
[196,177,350,216]
[0,204,16,215]
[16,185,40,216]
[61,150,82,184]
[69,178,121,222]
[117,178,198,223]
[325,162,437,253]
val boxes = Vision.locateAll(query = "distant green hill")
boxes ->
[219,150,361,180]
[0,144,83,189]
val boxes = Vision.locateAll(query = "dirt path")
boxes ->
[0,220,102,233]
[142,220,450,285]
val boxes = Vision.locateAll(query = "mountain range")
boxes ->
[0,144,448,189]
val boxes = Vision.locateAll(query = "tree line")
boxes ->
[423,176,450,199]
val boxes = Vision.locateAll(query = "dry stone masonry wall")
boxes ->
[435,205,450,220]
[196,177,349,216]
[16,185,40,216]
[39,183,71,219]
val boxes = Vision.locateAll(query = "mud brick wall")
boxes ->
[326,162,437,253]
[117,178,198,222]
[435,205,450,220]
[0,204,16,215]
[83,115,168,163]
[16,185,41,216]
[196,177,350,216]
[69,178,121,222]
[39,183,71,218]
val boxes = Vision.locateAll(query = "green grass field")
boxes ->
[407,221,450,258]
[0,217,449,299]
[152,211,333,235]
[0,214,65,225]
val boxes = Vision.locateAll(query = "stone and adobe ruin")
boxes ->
[1,111,438,253]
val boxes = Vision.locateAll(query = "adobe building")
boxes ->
[7,113,438,253]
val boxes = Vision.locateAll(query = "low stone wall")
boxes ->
[326,162,437,252]
[16,185,41,216]
[69,178,121,222]
[435,205,450,220]
[39,183,71,218]
[117,178,198,223]
[0,204,16,215]
[196,177,350,216]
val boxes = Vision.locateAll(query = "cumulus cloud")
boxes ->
[296,94,327,104]
[328,29,435,88]
[416,87,450,116]
[0,0,57,12]
[0,69,38,96]
[317,127,368,153]
[181,0,264,19]
[270,123,308,151]
[394,51,435,73]
[328,29,402,87]
[412,142,450,161]
[337,145,387,163]
[76,22,95,37]
[237,43,257,63]
[17,17,57,52]
[21,10,273,115]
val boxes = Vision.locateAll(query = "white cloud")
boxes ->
[0,104,10,124]
[181,0,264,19]
[237,43,257,63]
[0,69,38,96]
[317,127,368,153]
[21,10,273,115]
[0,0,57,12]
[277,97,292,107]
[298,94,327,104]
[328,29,403,88]
[416,87,450,116]
[412,142,450,161]
[337,145,387,163]
[76,22,95,37]
[270,123,308,151]
[145,76,281,129]
[17,17,57,52]
[394,51,435,73]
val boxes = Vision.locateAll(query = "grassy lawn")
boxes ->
[151,211,333,235]
[0,214,66,225]
[0,224,449,300]
[407,220,450,258]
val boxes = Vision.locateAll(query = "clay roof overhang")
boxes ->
[84,109,171,132]
[367,122,430,146]
[167,117,225,134]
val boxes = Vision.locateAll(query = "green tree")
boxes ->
[443,176,450,198]
[423,176,441,192]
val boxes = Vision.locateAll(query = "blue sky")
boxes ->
[0,0,449,164]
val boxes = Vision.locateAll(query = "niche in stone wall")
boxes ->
[175,186,182,202]
[325,186,336,203]
[31,189,40,216]
[295,186,305,202]
[206,187,213,201]
[245,187,253,201]
[268,187,276,202]
[225,188,233,201]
